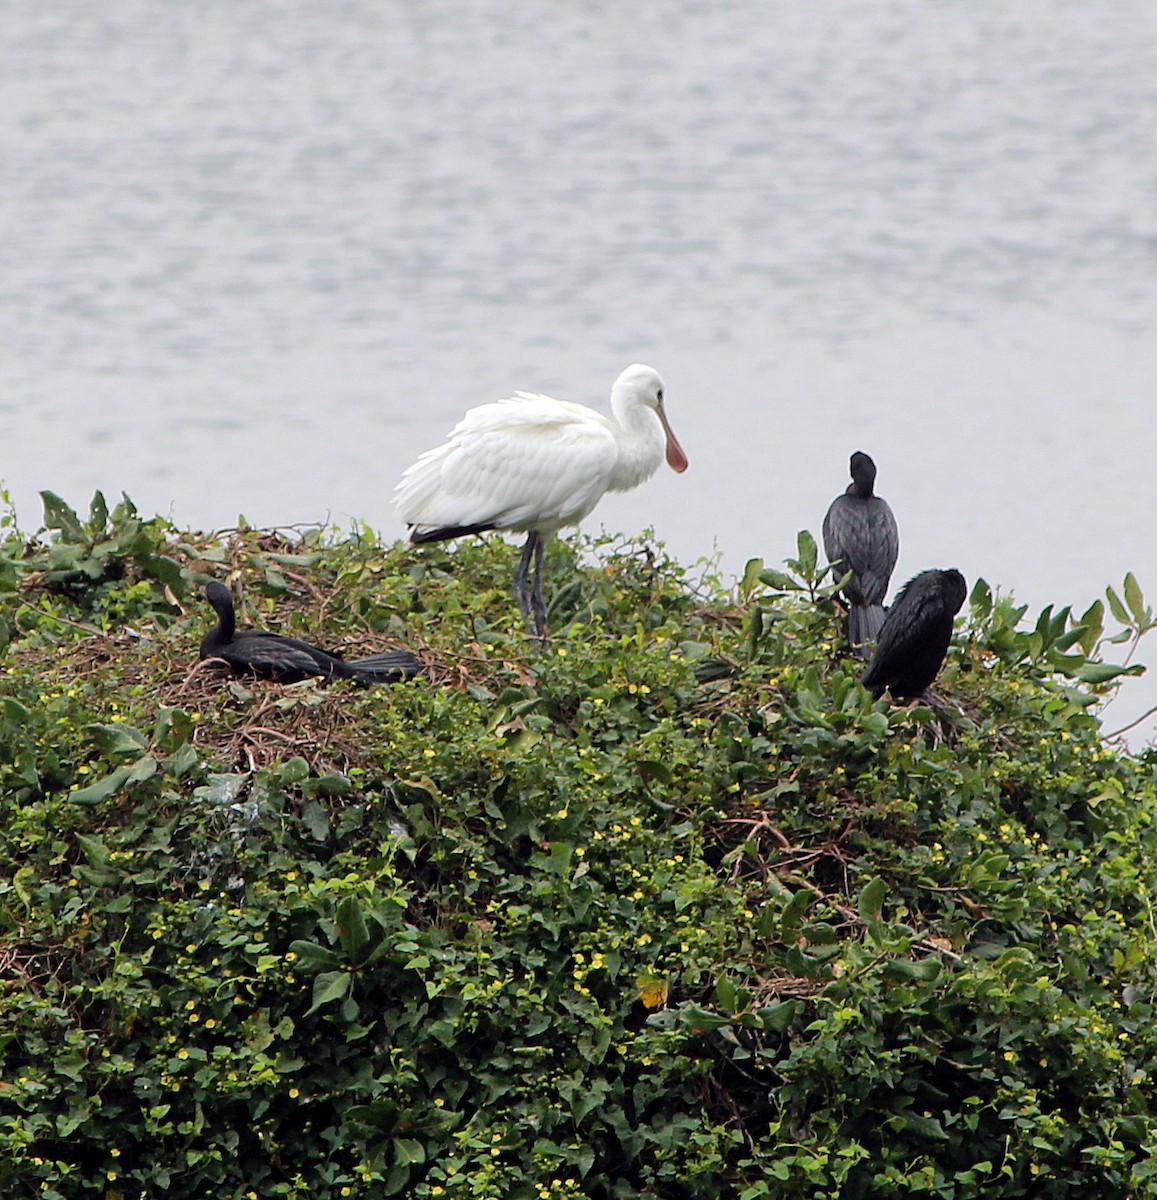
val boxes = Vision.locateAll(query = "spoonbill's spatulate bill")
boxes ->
[394,364,688,638]
[861,569,966,701]
[198,582,424,684]
[822,451,899,654]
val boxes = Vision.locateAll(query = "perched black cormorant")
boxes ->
[861,569,967,700]
[823,451,900,653]
[199,582,424,684]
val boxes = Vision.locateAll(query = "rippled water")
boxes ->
[3,1,1157,737]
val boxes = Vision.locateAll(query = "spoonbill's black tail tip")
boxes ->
[848,603,886,649]
[348,649,426,682]
[409,522,496,546]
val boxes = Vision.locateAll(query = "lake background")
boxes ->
[3,2,1156,740]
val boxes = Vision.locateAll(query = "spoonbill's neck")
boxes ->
[608,388,666,493]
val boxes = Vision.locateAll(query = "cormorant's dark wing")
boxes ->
[853,497,899,607]
[216,631,331,682]
[822,496,863,597]
[349,648,425,682]
[823,497,881,606]
[862,573,953,695]
[822,496,848,568]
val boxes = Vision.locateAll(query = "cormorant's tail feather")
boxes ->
[410,522,496,545]
[348,649,425,682]
[848,603,886,651]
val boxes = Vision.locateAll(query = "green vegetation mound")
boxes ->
[2,491,1157,1198]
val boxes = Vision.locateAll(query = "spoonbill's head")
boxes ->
[614,363,689,473]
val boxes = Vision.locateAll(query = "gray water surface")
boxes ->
[3,2,1157,737]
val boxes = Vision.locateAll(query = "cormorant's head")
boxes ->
[848,451,877,495]
[203,581,235,617]
[941,569,968,615]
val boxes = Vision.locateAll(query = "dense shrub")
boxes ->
[1,491,1156,1197]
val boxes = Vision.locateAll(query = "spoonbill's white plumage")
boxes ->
[394,363,688,638]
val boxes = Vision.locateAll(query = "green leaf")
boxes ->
[153,708,194,753]
[67,766,133,806]
[139,553,186,588]
[301,798,331,841]
[127,754,159,784]
[88,490,109,532]
[1076,661,1141,685]
[858,876,887,925]
[335,896,371,962]
[747,604,764,660]
[796,529,818,578]
[758,568,800,591]
[168,742,200,778]
[195,772,250,806]
[969,577,992,619]
[678,1004,733,1033]
[636,760,672,786]
[287,941,342,969]
[741,557,764,600]
[756,1000,799,1033]
[302,772,351,798]
[1077,599,1105,656]
[262,551,324,569]
[305,970,351,1016]
[39,490,84,540]
[715,974,739,1013]
[275,757,311,786]
[548,841,573,875]
[778,889,811,941]
[85,723,148,756]
[882,957,942,983]
[1124,572,1146,625]
[1105,585,1130,626]
[392,1138,426,1166]
[53,1049,87,1082]
[75,833,111,868]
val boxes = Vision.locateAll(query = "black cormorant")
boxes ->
[199,582,423,684]
[861,569,967,700]
[822,451,900,653]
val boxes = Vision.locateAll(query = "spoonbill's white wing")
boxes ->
[395,393,620,535]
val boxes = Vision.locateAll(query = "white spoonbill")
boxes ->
[394,363,689,638]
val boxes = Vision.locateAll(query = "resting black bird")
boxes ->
[822,451,899,653]
[862,569,967,700]
[198,582,424,684]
